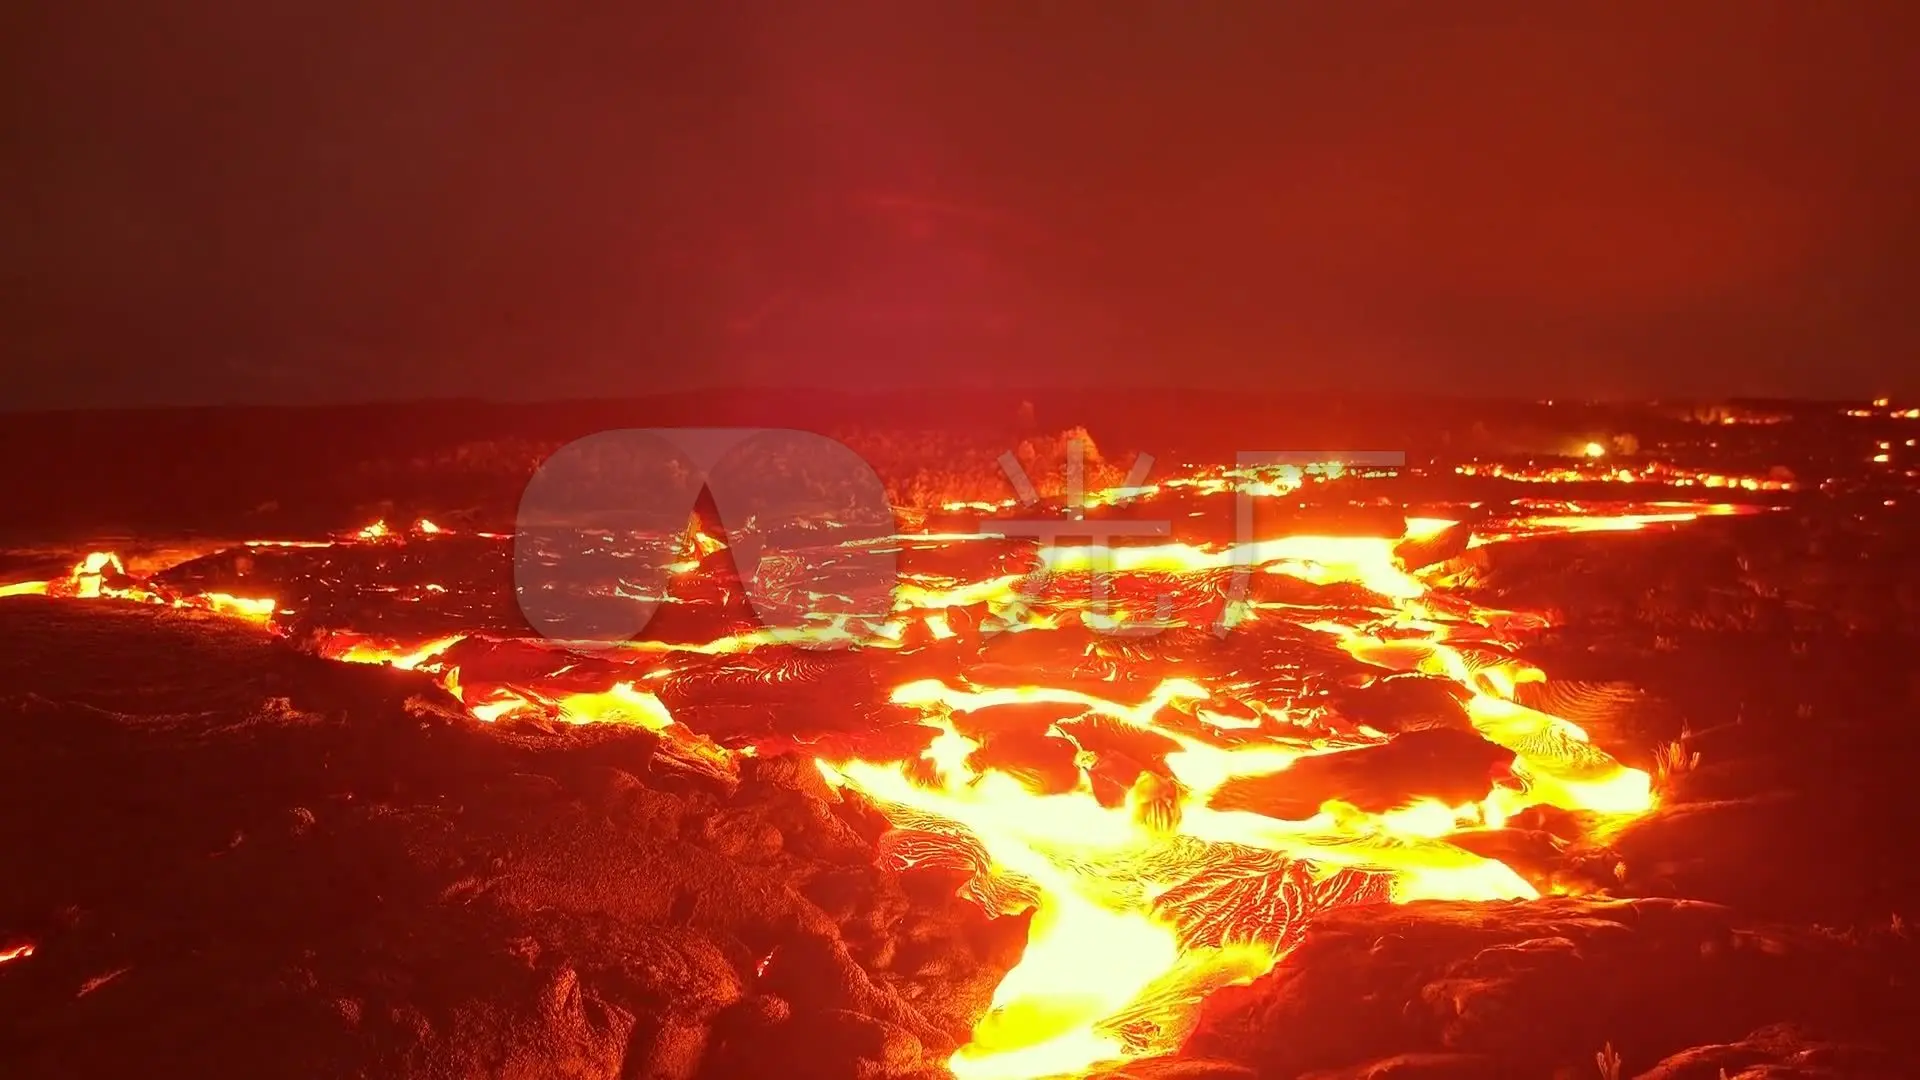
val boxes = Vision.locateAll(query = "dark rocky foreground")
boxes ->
[2,545,1917,1080]
[0,600,1035,1080]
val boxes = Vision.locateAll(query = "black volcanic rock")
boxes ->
[1164,898,1918,1080]
[1393,521,1475,572]
[1327,673,1473,734]
[1206,727,1516,820]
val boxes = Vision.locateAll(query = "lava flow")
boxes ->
[0,479,1741,1079]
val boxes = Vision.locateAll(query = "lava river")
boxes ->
[0,470,1755,1080]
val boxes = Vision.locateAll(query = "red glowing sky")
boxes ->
[3,3,1916,406]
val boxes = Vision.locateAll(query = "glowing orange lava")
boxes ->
[0,467,1742,1078]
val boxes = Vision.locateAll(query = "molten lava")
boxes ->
[0,476,1734,1078]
